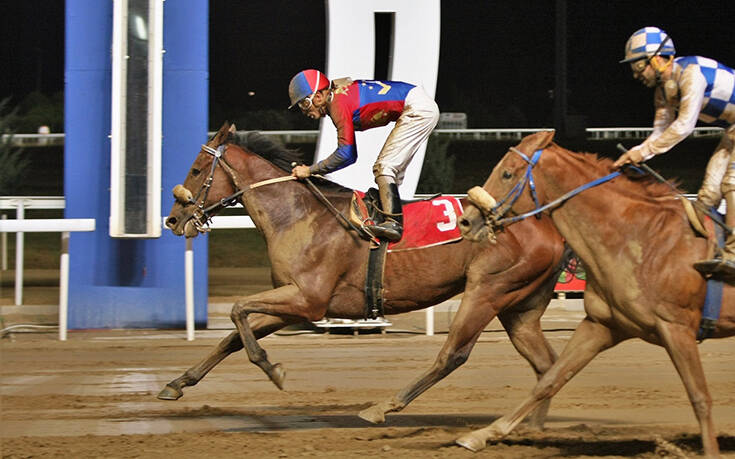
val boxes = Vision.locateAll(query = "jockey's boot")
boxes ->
[716,190,735,277]
[371,177,403,242]
[694,190,735,278]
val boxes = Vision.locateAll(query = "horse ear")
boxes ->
[229,123,237,134]
[519,129,556,153]
[210,121,231,143]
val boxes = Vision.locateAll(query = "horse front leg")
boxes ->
[230,285,320,390]
[158,313,292,400]
[359,287,495,424]
[656,319,719,458]
[456,316,624,452]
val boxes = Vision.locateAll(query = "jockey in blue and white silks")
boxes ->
[613,27,735,277]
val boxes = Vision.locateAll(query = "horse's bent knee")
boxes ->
[230,302,246,322]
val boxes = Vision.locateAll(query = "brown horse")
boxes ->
[458,130,735,457]
[159,122,567,427]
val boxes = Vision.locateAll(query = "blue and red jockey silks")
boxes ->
[288,69,329,108]
[322,79,416,172]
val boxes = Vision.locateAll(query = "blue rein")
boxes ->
[493,148,627,226]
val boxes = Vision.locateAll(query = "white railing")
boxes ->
[1,197,66,303]
[0,217,95,341]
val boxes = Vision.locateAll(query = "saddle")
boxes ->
[351,190,464,318]
[350,190,463,249]
[681,197,719,259]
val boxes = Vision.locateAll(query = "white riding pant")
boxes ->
[372,86,439,184]
[698,124,735,206]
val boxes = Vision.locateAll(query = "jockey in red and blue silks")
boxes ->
[613,27,735,277]
[288,69,439,242]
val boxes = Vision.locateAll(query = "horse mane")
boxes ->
[551,143,684,199]
[229,131,352,194]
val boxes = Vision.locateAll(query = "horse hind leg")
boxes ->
[359,287,495,424]
[656,319,719,458]
[498,303,558,430]
[157,314,291,400]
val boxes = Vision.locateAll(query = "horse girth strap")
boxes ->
[365,241,389,319]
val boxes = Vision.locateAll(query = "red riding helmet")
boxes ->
[288,69,329,109]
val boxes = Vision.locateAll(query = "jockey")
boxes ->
[613,27,735,277]
[288,69,440,242]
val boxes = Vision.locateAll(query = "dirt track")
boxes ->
[2,327,735,458]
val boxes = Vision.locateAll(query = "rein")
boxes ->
[189,144,296,231]
[189,144,360,234]
[615,144,733,235]
[491,148,622,226]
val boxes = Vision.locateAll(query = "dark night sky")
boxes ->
[3,1,735,129]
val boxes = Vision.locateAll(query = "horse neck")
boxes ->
[232,152,339,238]
[535,151,646,281]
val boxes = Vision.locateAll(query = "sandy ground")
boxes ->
[2,325,735,458]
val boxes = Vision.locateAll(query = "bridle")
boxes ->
[183,142,295,232]
[474,147,623,229]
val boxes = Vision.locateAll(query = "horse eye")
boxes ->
[191,168,201,177]
[502,170,513,179]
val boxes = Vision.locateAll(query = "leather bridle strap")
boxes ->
[492,148,622,226]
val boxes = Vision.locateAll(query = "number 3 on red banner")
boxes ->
[432,199,457,232]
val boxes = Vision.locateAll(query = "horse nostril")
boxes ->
[166,216,177,228]
[459,217,470,228]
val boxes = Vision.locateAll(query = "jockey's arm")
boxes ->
[309,103,358,175]
[309,143,357,175]
[644,66,707,156]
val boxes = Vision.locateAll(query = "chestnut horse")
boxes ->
[458,130,735,457]
[159,122,567,426]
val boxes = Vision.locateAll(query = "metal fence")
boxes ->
[3,126,725,148]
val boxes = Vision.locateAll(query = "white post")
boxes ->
[59,232,70,341]
[15,201,25,305]
[425,305,434,336]
[1,214,6,270]
[185,237,195,341]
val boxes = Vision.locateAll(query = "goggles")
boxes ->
[630,59,649,74]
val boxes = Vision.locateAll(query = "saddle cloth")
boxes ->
[350,190,464,252]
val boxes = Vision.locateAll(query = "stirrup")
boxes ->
[369,221,402,242]
[714,259,735,279]
[694,258,735,279]
[694,259,721,275]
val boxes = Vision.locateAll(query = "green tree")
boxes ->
[14,91,64,133]
[0,98,29,195]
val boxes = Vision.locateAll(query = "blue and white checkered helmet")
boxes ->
[620,27,676,63]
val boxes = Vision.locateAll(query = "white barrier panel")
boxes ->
[0,218,96,341]
[0,219,95,232]
[207,215,255,229]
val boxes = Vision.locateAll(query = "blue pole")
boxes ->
[64,0,209,329]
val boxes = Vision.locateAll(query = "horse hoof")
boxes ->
[358,405,386,424]
[157,384,183,400]
[271,363,286,390]
[455,431,487,452]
